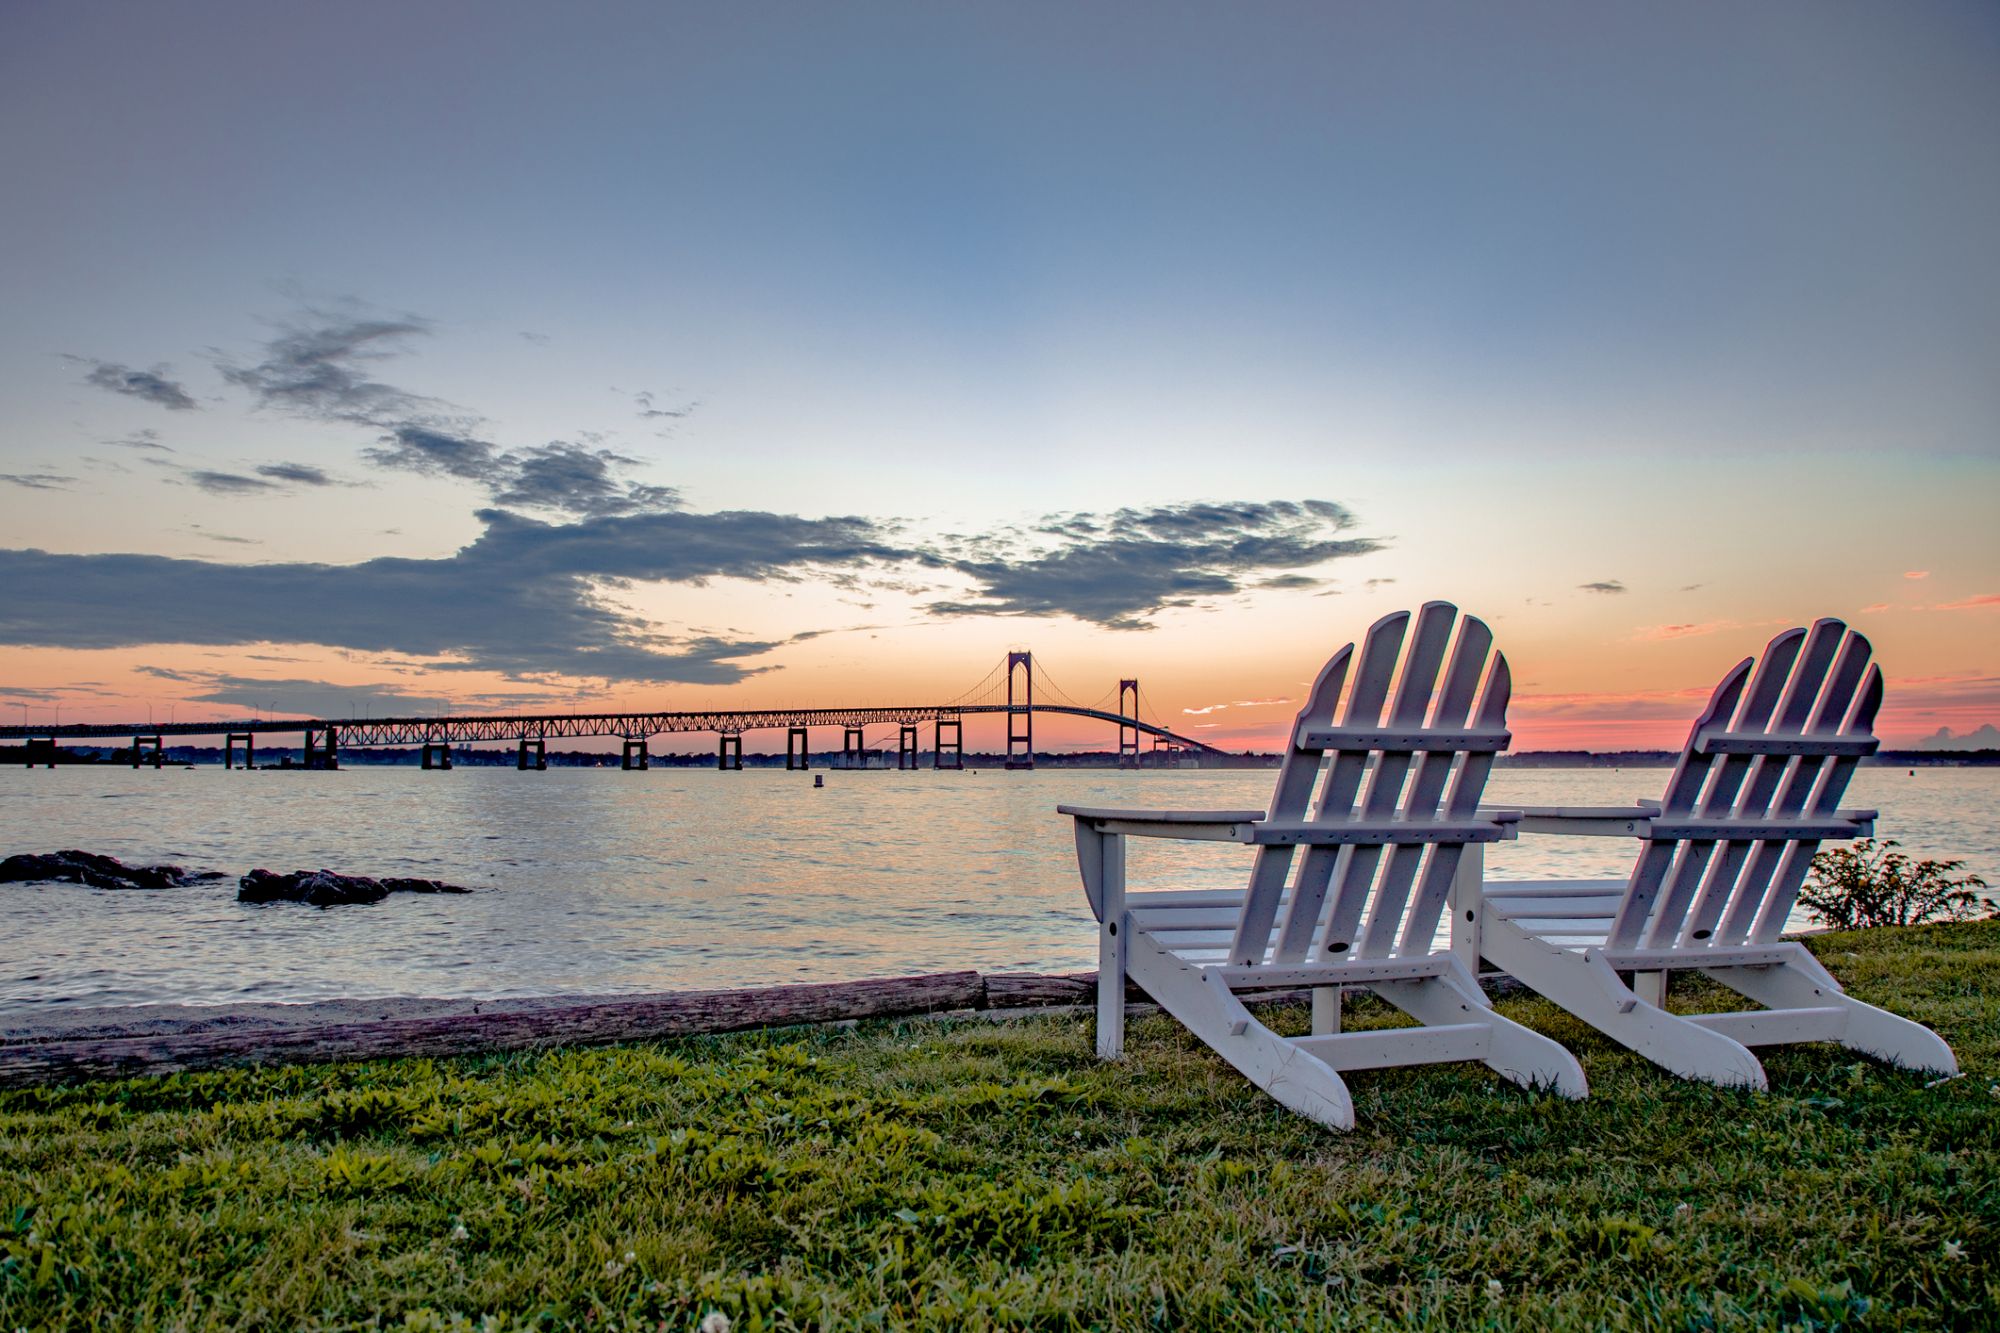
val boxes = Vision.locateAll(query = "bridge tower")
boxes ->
[933,717,963,770]
[1117,679,1140,769]
[1005,651,1034,770]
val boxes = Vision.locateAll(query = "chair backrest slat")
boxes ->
[1236,602,1512,969]
[1397,625,1508,954]
[1615,661,1749,949]
[1747,664,1883,941]
[1667,631,1808,947]
[1232,646,1354,966]
[1353,604,1463,955]
[1613,619,1881,953]
[1265,611,1411,963]
[1319,607,1442,957]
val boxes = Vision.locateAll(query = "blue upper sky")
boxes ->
[1,1,1995,746]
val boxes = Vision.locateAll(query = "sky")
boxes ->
[1,0,1995,753]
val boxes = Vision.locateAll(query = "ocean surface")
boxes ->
[2,765,1994,1013]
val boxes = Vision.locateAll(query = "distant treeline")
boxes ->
[5,744,1996,769]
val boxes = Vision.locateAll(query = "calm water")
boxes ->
[1,765,1994,1013]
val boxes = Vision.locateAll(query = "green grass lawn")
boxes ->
[4,922,1998,1331]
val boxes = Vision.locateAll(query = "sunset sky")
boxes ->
[2,1,1995,752]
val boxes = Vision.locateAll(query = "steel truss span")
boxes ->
[0,703,1220,754]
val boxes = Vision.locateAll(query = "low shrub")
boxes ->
[1800,838,1990,930]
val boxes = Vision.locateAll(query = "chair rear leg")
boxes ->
[1098,908,1128,1060]
[1372,965,1587,1100]
[1126,937,1356,1130]
[1704,953,1957,1076]
[1482,918,1767,1089]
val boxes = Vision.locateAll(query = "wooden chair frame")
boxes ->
[1461,619,1956,1088]
[1060,603,1586,1130]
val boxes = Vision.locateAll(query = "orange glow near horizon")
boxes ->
[5,596,1992,755]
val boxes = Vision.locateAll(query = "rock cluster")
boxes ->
[0,850,225,890]
[237,869,473,907]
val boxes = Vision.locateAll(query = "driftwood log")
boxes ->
[0,969,1203,1088]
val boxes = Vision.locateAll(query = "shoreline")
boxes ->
[0,970,1173,1087]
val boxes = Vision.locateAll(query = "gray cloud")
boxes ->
[1580,580,1628,594]
[110,429,173,452]
[255,462,335,486]
[363,424,502,480]
[74,359,198,410]
[488,443,680,518]
[365,426,677,519]
[208,313,679,519]
[930,500,1383,630]
[633,389,697,427]
[186,470,279,495]
[0,507,910,684]
[0,473,76,491]
[219,314,436,425]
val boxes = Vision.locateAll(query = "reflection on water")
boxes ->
[1,765,1993,1011]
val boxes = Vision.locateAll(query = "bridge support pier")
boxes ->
[25,738,56,768]
[132,734,164,769]
[517,737,547,770]
[1005,651,1034,770]
[1118,679,1140,769]
[621,737,649,771]
[842,727,864,768]
[897,724,918,770]
[224,732,255,770]
[785,726,809,770]
[303,727,339,771]
[718,733,742,770]
[933,719,962,770]
[421,742,453,771]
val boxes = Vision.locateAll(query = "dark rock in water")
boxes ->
[0,850,225,890]
[237,868,473,907]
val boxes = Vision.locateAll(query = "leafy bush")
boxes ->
[1800,839,1990,930]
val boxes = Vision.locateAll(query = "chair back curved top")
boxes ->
[1230,600,1512,968]
[1610,618,1882,952]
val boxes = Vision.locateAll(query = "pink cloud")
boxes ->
[1933,594,2000,611]
[1631,620,1734,641]
[1905,570,1931,580]
[1858,603,1890,614]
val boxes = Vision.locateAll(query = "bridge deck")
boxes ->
[0,703,1221,754]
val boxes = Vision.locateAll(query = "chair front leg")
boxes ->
[1449,843,1485,977]
[1077,822,1129,1060]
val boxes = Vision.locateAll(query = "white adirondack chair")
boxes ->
[1059,602,1587,1131]
[1465,619,1956,1088]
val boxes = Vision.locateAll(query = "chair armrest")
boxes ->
[1493,803,1661,837]
[1057,805,1266,842]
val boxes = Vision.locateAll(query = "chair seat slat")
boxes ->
[1487,893,1627,919]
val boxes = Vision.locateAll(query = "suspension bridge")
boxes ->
[0,652,1225,771]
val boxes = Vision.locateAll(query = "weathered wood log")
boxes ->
[0,968,1377,1088]
[0,969,987,1088]
[982,971,1140,1007]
